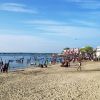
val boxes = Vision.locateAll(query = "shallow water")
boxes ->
[0,53,54,71]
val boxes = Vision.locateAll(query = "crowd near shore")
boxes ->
[0,53,84,73]
[1,51,99,73]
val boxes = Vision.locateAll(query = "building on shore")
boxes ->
[96,46,100,59]
[63,48,80,55]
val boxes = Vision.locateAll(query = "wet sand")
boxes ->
[0,61,100,100]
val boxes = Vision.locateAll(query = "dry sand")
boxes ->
[0,61,100,100]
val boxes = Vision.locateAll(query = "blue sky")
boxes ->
[0,0,100,53]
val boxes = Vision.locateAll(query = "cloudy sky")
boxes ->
[0,0,100,53]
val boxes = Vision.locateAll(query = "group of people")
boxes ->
[61,57,82,71]
[0,60,9,73]
[61,59,70,67]
[0,56,82,73]
[38,63,48,68]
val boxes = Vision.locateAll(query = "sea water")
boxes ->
[0,53,54,71]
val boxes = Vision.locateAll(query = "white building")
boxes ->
[96,46,100,58]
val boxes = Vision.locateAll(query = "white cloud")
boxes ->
[0,34,60,53]
[66,0,95,3]
[62,11,100,19]
[23,20,65,26]
[21,19,100,45]
[35,24,100,39]
[0,25,99,52]
[24,18,99,28]
[0,3,38,14]
[23,19,99,30]
[70,19,98,27]
[66,0,100,10]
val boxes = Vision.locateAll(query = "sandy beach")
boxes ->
[0,61,100,100]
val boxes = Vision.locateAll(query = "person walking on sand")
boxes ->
[77,58,82,71]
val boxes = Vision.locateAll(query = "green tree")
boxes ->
[80,48,86,53]
[63,47,70,50]
[80,46,93,59]
[80,46,93,54]
[85,46,93,53]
